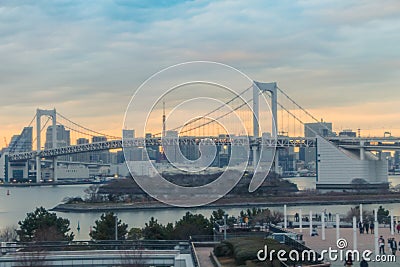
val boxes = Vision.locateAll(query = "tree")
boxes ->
[210,209,226,224]
[90,212,128,240]
[0,225,18,242]
[172,212,212,240]
[84,184,101,202]
[210,209,236,227]
[17,207,74,242]
[127,228,143,240]
[346,206,373,222]
[62,196,84,204]
[377,206,390,224]
[142,217,170,240]
[164,223,174,239]
[252,208,283,225]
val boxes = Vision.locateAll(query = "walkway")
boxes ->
[293,227,400,267]
[194,246,215,267]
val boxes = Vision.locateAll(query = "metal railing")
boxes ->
[268,224,323,264]
[190,242,200,267]
[0,240,199,266]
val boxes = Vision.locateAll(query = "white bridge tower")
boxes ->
[36,109,57,183]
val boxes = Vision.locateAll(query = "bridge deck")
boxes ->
[8,136,400,162]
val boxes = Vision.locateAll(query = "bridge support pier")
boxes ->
[51,113,57,182]
[36,111,41,183]
[274,153,279,175]
[53,157,57,181]
[36,109,57,183]
[252,146,258,171]
[253,81,279,175]
[360,141,365,160]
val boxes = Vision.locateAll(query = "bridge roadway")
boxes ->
[8,136,400,162]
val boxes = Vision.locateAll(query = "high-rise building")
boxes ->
[8,127,33,152]
[77,138,89,145]
[71,138,90,162]
[116,151,125,164]
[45,125,70,149]
[122,129,136,161]
[163,131,178,163]
[92,136,107,143]
[91,136,110,163]
[394,151,400,170]
[301,122,335,167]
[123,129,135,139]
[44,125,70,161]
[339,129,357,137]
[304,122,334,138]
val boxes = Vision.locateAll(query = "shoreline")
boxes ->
[52,193,400,212]
[0,181,105,187]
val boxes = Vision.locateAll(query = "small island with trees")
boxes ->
[53,172,400,212]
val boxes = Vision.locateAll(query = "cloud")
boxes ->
[0,0,399,143]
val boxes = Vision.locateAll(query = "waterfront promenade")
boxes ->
[294,227,399,267]
[194,246,215,267]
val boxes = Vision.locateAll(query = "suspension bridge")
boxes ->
[0,81,397,191]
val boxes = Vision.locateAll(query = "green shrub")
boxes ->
[215,237,294,265]
[214,242,233,257]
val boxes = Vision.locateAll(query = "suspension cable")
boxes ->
[277,86,334,135]
[153,85,253,136]
[31,116,52,148]
[56,112,120,139]
[263,91,326,138]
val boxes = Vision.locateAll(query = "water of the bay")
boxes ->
[1,176,400,240]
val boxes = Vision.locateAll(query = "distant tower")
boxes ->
[162,101,166,137]
[161,101,166,161]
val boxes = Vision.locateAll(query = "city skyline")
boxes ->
[1,1,400,148]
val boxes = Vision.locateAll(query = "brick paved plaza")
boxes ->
[294,226,400,267]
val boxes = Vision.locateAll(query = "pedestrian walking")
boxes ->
[344,254,353,267]
[360,258,368,267]
[370,222,374,234]
[388,238,392,253]
[396,223,400,234]
[364,222,369,234]
[392,237,397,255]
[379,236,385,254]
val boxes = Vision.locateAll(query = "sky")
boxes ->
[1,0,400,147]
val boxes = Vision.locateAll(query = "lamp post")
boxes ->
[284,204,287,229]
[299,209,303,233]
[115,213,118,241]
[336,213,340,241]
[224,214,228,240]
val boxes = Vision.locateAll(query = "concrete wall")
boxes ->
[57,165,90,180]
[316,136,388,187]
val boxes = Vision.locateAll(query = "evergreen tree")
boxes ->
[377,206,390,223]
[90,212,128,240]
[142,217,169,240]
[210,209,226,224]
[17,207,74,242]
[127,228,142,240]
[172,212,212,240]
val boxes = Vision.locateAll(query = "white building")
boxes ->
[316,136,388,191]
[126,161,158,177]
[110,163,130,177]
[42,164,90,181]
